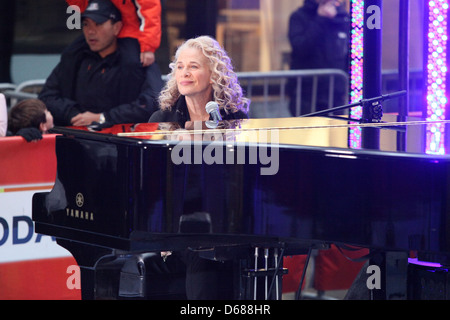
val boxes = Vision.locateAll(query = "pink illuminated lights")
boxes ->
[426,0,448,154]
[349,0,364,149]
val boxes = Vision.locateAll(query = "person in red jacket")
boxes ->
[67,0,161,66]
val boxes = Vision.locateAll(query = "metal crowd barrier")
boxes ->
[0,83,16,92]
[236,69,349,117]
[2,79,46,108]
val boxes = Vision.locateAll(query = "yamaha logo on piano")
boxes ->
[75,193,84,207]
[66,193,94,221]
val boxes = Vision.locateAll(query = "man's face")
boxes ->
[82,18,122,58]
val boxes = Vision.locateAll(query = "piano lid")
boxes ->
[40,114,450,255]
[51,114,450,157]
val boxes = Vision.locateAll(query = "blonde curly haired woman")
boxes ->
[147,37,251,300]
[149,35,250,123]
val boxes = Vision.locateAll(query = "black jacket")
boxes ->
[288,0,349,71]
[287,0,350,114]
[148,96,248,125]
[39,37,163,126]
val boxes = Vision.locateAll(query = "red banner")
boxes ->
[0,135,80,300]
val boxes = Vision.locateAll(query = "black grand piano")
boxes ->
[32,115,450,300]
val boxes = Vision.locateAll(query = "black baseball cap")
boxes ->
[81,0,122,24]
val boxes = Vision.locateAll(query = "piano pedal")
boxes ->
[118,253,157,298]
[94,252,187,300]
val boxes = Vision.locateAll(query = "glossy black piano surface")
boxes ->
[32,115,450,264]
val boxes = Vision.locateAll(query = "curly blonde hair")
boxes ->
[158,36,250,115]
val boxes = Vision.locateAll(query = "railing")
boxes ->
[2,79,46,107]
[0,83,18,106]
[236,69,349,117]
[0,83,16,92]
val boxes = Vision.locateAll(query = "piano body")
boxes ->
[32,115,450,299]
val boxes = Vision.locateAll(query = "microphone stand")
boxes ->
[300,90,407,123]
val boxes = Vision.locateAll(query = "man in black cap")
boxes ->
[39,0,163,127]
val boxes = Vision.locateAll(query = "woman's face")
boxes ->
[175,47,213,99]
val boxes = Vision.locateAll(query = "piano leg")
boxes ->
[346,250,408,300]
[79,266,96,300]
[57,239,114,300]
[369,251,408,300]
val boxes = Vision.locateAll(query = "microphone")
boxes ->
[205,101,222,122]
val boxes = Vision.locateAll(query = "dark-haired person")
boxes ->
[287,0,349,116]
[66,0,161,67]
[39,0,162,128]
[8,99,54,142]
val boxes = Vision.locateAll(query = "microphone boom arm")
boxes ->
[300,90,407,123]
